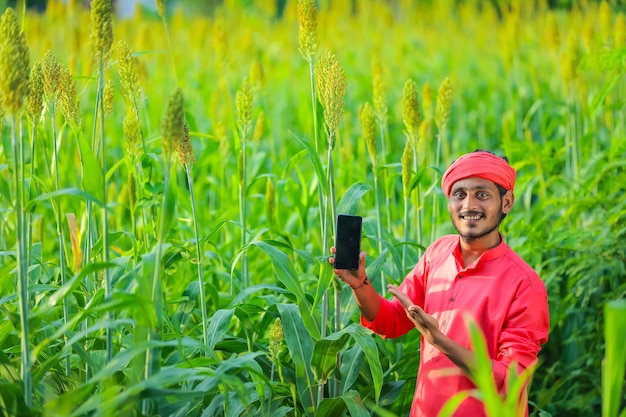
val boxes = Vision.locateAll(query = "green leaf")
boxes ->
[25,187,106,210]
[76,133,104,201]
[336,182,370,216]
[603,299,626,417]
[310,332,350,383]
[207,308,235,351]
[277,303,317,416]
[246,240,320,340]
[291,130,328,196]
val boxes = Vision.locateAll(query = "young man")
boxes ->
[331,150,549,417]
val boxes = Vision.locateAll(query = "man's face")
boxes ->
[448,177,513,243]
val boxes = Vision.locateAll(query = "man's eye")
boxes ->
[454,192,465,199]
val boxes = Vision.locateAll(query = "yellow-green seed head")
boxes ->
[213,17,227,69]
[599,1,612,44]
[0,7,30,115]
[615,13,626,48]
[0,95,4,132]
[268,317,284,363]
[401,139,413,199]
[316,50,347,140]
[27,62,45,125]
[434,77,453,132]
[128,171,136,213]
[123,108,141,159]
[298,0,318,61]
[236,78,254,140]
[421,82,433,122]
[42,50,62,105]
[545,12,560,51]
[249,60,264,91]
[117,40,139,101]
[266,177,275,227]
[560,32,579,85]
[155,0,166,18]
[59,66,81,126]
[402,79,421,143]
[253,110,265,142]
[161,87,185,162]
[237,148,244,186]
[177,119,195,166]
[372,60,387,123]
[103,78,114,116]
[359,102,376,166]
[90,0,114,66]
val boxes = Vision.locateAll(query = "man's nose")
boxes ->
[462,195,477,210]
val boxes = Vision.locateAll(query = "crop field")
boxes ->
[0,0,625,416]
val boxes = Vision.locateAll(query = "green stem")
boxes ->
[402,196,411,275]
[50,105,71,377]
[239,135,248,289]
[13,114,32,407]
[431,131,443,244]
[185,165,208,349]
[372,167,385,296]
[96,59,113,364]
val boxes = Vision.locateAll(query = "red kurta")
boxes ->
[362,234,549,417]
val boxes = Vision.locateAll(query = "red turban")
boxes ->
[441,151,516,197]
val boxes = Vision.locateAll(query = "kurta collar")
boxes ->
[452,233,508,270]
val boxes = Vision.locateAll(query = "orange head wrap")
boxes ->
[441,151,516,197]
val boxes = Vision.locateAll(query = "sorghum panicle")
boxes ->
[372,60,387,122]
[253,110,265,142]
[177,119,195,166]
[27,62,45,125]
[266,177,275,227]
[434,77,453,132]
[90,0,114,66]
[298,0,318,61]
[316,50,347,139]
[359,102,376,166]
[268,317,284,363]
[236,78,253,137]
[123,107,141,159]
[402,79,421,142]
[0,7,30,115]
[560,33,579,85]
[401,139,413,199]
[42,50,62,105]
[103,79,114,116]
[59,66,81,126]
[421,83,433,122]
[155,0,166,19]
[616,13,626,49]
[161,87,185,162]
[117,40,139,101]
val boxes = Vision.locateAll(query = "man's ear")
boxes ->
[502,190,514,214]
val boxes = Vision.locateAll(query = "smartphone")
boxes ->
[334,214,363,270]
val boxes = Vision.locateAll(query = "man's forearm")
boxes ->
[432,333,476,376]
[351,278,381,322]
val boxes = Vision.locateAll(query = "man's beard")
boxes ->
[451,207,503,242]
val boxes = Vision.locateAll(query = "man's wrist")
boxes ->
[350,276,369,290]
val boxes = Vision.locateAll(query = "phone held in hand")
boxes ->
[334,214,362,270]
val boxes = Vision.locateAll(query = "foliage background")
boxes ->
[0,0,625,416]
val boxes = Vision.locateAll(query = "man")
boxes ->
[331,150,549,417]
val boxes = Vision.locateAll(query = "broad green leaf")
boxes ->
[291,130,329,196]
[310,332,350,383]
[245,240,320,340]
[342,324,383,403]
[25,187,105,210]
[603,299,626,417]
[76,133,104,201]
[336,182,370,217]
[277,303,317,416]
[207,308,234,351]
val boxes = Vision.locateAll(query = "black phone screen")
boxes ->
[334,214,362,270]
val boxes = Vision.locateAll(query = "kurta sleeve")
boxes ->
[492,284,550,392]
[361,258,428,338]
